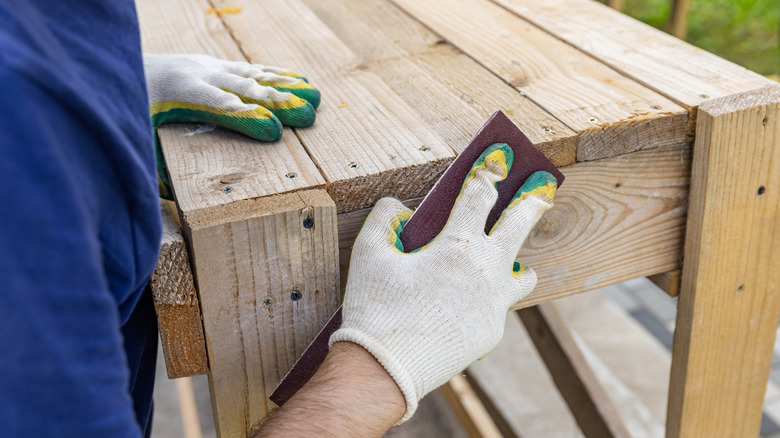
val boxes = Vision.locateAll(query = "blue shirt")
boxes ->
[0,1,162,436]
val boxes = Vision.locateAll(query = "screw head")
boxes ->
[286,172,297,179]
[588,117,598,123]
[262,297,273,307]
[542,126,552,132]
[699,94,709,99]
[419,145,431,152]
[651,105,662,110]
[303,217,314,229]
[758,186,766,195]
[348,162,360,169]
[222,187,233,193]
[291,290,303,301]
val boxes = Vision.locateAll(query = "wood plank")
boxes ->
[518,303,631,438]
[439,374,504,438]
[302,0,577,167]
[181,189,341,437]
[151,204,208,378]
[492,0,775,108]
[648,269,682,297]
[389,0,689,161]
[137,0,327,215]
[338,143,691,304]
[210,0,456,212]
[667,86,780,437]
[461,371,521,438]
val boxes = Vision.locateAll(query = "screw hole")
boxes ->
[758,186,765,195]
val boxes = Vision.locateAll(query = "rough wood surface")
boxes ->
[648,270,682,297]
[668,86,780,437]
[338,143,690,304]
[493,0,775,109]
[440,374,504,438]
[389,0,689,162]
[182,190,340,437]
[302,0,577,167]
[151,205,209,378]
[137,0,326,215]
[518,303,631,438]
[211,0,456,213]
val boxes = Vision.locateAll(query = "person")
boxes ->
[0,1,555,437]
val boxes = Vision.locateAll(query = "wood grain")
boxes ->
[389,0,689,161]
[492,0,775,108]
[440,374,505,438]
[338,143,691,304]
[517,303,631,437]
[182,190,341,437]
[668,86,780,437]
[302,0,577,167]
[151,204,208,378]
[211,0,456,212]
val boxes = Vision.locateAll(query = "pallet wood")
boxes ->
[440,374,505,438]
[137,0,327,214]
[210,0,456,213]
[518,303,631,437]
[460,371,520,438]
[338,143,691,304]
[389,0,689,162]
[181,189,340,437]
[668,86,780,437]
[301,0,577,167]
[151,204,209,378]
[492,0,775,109]
[648,269,682,297]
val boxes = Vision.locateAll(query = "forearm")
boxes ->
[256,342,406,437]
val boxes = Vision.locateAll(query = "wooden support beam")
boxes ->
[389,0,689,161]
[338,143,692,304]
[667,0,691,39]
[667,86,780,437]
[151,204,208,378]
[181,190,341,437]
[461,370,521,438]
[492,0,775,109]
[605,0,623,11]
[210,0,456,213]
[648,269,682,297]
[517,303,631,438]
[440,374,505,438]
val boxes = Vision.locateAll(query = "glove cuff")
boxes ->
[329,328,419,424]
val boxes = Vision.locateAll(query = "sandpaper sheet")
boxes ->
[270,110,565,405]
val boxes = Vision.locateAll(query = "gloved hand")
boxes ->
[143,53,321,198]
[330,143,557,423]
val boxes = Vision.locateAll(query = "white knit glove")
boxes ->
[330,143,558,423]
[143,53,320,198]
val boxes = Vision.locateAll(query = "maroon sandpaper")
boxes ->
[270,110,564,406]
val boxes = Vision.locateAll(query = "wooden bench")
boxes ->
[138,0,779,436]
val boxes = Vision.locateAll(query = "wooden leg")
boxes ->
[517,303,630,438]
[667,0,690,39]
[605,0,623,11]
[667,86,780,437]
[181,189,341,437]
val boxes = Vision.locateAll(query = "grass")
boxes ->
[600,0,779,76]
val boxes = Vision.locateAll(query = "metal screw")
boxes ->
[262,297,273,307]
[348,162,360,169]
[519,91,527,96]
[286,172,297,179]
[738,284,745,292]
[758,186,765,195]
[699,94,709,99]
[420,145,431,152]
[651,105,662,110]
[303,217,314,229]
[291,290,303,301]
[588,117,598,123]
[222,187,233,193]
[542,126,552,132]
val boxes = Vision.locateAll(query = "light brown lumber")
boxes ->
[605,0,623,11]
[647,269,681,297]
[210,0,456,213]
[301,0,577,167]
[151,204,208,378]
[517,303,631,438]
[338,143,691,305]
[668,0,691,39]
[389,0,689,162]
[667,86,780,437]
[492,0,775,109]
[137,0,327,215]
[439,374,505,438]
[181,189,341,437]
[461,370,521,438]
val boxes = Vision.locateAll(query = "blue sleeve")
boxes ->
[0,65,142,437]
